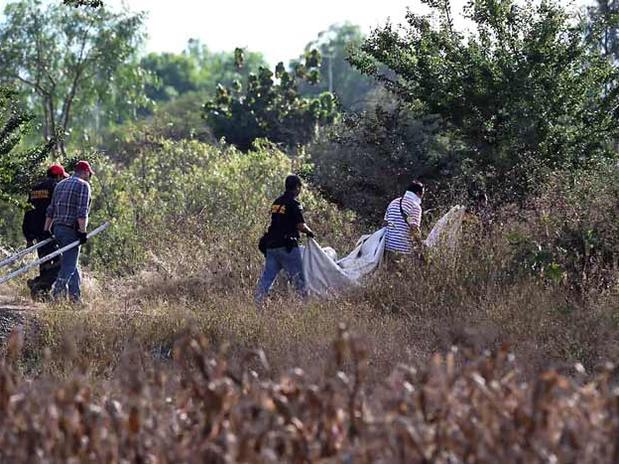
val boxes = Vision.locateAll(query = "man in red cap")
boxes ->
[22,163,69,299]
[45,160,95,303]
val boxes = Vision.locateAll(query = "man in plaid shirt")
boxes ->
[44,160,94,303]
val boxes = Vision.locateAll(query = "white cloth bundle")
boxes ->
[303,205,466,297]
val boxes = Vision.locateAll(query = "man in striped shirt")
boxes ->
[383,181,424,256]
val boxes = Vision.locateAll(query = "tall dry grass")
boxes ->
[2,325,619,462]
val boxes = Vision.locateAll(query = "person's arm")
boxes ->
[76,183,91,233]
[406,207,424,251]
[22,210,35,245]
[410,224,423,247]
[297,222,315,238]
[382,208,389,228]
[44,194,54,232]
[293,201,314,238]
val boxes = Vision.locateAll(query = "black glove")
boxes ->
[306,231,315,239]
[41,230,52,239]
[77,231,88,244]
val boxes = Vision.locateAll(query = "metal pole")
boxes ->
[0,222,110,285]
[0,238,54,269]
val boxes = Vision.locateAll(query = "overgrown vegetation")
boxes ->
[0,0,618,458]
[3,325,619,462]
[204,50,338,151]
[349,0,619,202]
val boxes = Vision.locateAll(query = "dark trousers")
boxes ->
[27,236,60,299]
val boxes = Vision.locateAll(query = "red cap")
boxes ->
[48,163,69,178]
[75,160,95,175]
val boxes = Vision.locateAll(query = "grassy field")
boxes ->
[0,144,617,462]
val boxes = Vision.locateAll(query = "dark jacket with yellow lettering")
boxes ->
[265,192,305,249]
[22,177,58,242]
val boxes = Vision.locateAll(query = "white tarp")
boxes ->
[303,205,466,297]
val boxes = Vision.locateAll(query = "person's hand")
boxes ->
[41,230,52,239]
[306,231,315,239]
[26,240,33,247]
[77,231,88,244]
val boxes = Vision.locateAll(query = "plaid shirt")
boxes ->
[46,176,91,228]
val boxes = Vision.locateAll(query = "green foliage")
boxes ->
[309,95,462,222]
[186,40,267,91]
[141,41,268,106]
[0,86,54,202]
[204,50,339,151]
[0,86,55,248]
[141,52,199,102]
[350,0,619,202]
[63,0,103,7]
[509,165,619,291]
[0,0,148,153]
[587,0,619,60]
[85,139,351,274]
[293,23,376,110]
[104,91,215,163]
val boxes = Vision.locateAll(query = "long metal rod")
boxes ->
[0,222,110,285]
[0,238,54,269]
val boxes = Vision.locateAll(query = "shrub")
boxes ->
[86,139,357,275]
[309,99,464,223]
[507,164,619,292]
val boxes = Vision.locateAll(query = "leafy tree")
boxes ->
[0,86,54,202]
[350,0,619,201]
[204,50,338,151]
[140,42,267,106]
[141,52,199,102]
[63,0,103,7]
[0,0,148,154]
[310,95,459,222]
[587,0,619,61]
[293,23,376,110]
[106,91,215,163]
[186,40,267,92]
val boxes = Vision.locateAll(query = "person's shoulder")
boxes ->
[53,177,70,189]
[402,197,421,208]
[290,197,303,210]
[74,177,90,189]
[32,178,49,191]
[388,197,401,207]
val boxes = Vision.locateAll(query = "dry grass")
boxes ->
[10,220,616,385]
[2,325,619,463]
[1,164,618,460]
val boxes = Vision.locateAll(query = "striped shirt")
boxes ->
[46,176,91,228]
[384,191,422,254]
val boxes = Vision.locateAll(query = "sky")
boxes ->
[105,0,471,65]
[1,0,592,66]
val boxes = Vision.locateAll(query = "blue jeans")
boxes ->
[255,246,306,304]
[52,225,81,301]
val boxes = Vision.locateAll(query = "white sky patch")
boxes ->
[106,0,474,64]
[3,0,593,66]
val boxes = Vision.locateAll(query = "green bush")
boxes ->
[309,99,464,223]
[507,165,619,291]
[86,138,356,276]
[350,0,619,203]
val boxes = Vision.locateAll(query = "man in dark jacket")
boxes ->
[22,163,69,299]
[255,175,315,304]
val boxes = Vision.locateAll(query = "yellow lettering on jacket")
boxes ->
[30,190,49,200]
[271,204,286,214]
